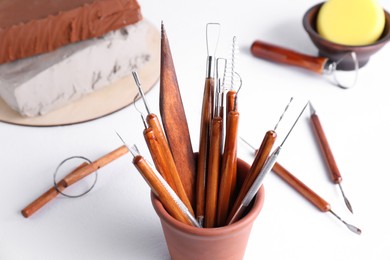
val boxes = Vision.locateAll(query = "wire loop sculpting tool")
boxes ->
[204,115,223,228]
[62,145,129,187]
[132,71,194,216]
[228,102,308,224]
[309,102,353,213]
[204,58,227,228]
[196,23,221,226]
[53,156,97,198]
[215,58,227,118]
[21,161,89,218]
[22,143,130,218]
[250,40,359,89]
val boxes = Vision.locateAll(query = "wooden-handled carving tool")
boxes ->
[309,102,353,213]
[160,22,196,207]
[239,136,361,234]
[204,58,226,228]
[122,142,200,228]
[204,116,223,228]
[228,102,308,224]
[272,163,361,234]
[132,71,194,216]
[196,23,221,226]
[227,98,292,224]
[217,110,239,226]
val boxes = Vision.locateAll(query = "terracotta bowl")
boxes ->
[151,157,265,260]
[303,3,390,70]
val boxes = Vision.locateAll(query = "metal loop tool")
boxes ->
[53,156,98,198]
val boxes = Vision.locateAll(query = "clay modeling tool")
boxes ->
[217,109,239,226]
[160,22,196,207]
[228,102,308,224]
[225,36,240,114]
[240,138,361,234]
[272,163,361,234]
[21,162,88,218]
[23,142,131,218]
[309,102,353,213]
[204,58,226,228]
[63,145,129,186]
[119,139,200,228]
[214,57,227,127]
[227,98,293,224]
[196,22,221,226]
[132,71,194,216]
[216,36,242,226]
[250,40,358,89]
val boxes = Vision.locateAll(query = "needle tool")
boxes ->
[132,71,194,216]
[117,133,200,228]
[196,22,221,226]
[272,163,361,235]
[217,37,242,226]
[227,98,293,224]
[160,22,196,207]
[240,136,361,234]
[309,102,353,213]
[204,58,226,228]
[228,102,308,225]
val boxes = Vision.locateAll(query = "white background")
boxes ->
[1,0,390,259]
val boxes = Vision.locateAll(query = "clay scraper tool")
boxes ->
[159,22,196,207]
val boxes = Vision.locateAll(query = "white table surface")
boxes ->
[1,0,390,259]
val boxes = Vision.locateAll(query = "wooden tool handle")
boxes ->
[133,155,193,226]
[227,130,277,224]
[63,145,128,187]
[310,113,342,184]
[217,111,239,226]
[272,162,331,212]
[21,162,88,218]
[144,127,176,190]
[160,24,196,207]
[226,90,237,114]
[21,181,67,218]
[196,77,214,221]
[144,124,194,215]
[204,117,223,228]
[250,40,328,74]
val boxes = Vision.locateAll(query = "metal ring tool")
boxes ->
[53,156,98,198]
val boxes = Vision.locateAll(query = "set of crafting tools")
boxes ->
[120,22,345,232]
[21,22,361,235]
[241,101,361,234]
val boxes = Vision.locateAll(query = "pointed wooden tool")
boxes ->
[159,22,196,207]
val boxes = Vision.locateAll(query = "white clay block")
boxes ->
[0,20,151,117]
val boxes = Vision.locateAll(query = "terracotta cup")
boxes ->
[151,157,265,260]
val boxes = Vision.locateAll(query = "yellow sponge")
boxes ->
[317,0,385,46]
